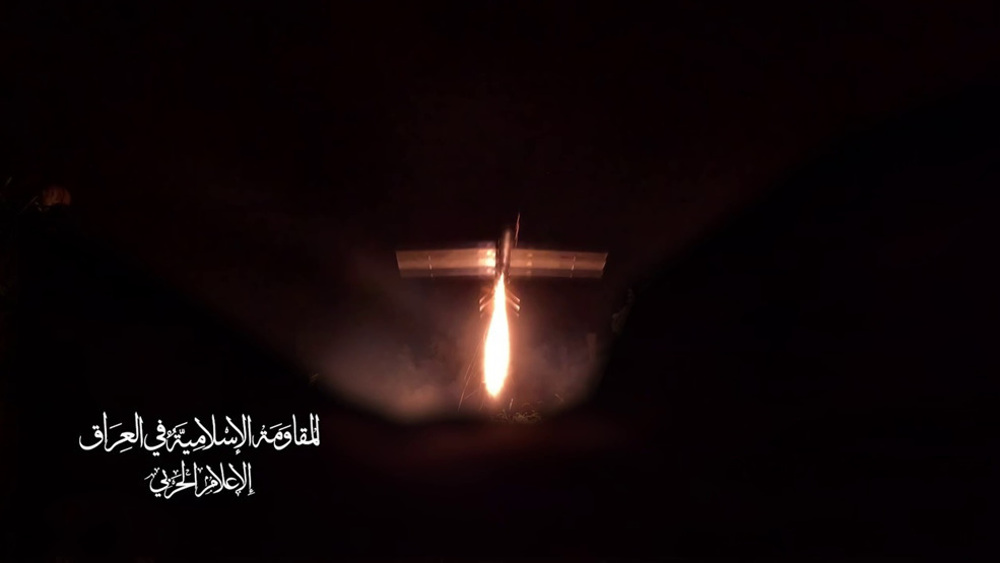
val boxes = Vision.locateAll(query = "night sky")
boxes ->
[4,0,1000,557]
[8,2,999,348]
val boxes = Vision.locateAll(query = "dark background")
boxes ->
[2,0,1000,557]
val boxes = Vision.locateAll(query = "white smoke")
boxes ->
[316,315,604,423]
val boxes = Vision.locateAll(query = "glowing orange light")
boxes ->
[483,274,510,397]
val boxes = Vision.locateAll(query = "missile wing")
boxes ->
[395,243,497,278]
[508,248,607,279]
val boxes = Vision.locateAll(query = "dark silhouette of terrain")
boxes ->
[4,79,999,557]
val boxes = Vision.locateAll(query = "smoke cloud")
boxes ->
[310,247,609,423]
[317,314,605,423]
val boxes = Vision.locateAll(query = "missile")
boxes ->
[396,214,607,314]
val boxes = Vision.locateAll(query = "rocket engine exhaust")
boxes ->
[483,274,510,397]
[394,215,608,408]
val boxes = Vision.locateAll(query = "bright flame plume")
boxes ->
[483,274,510,397]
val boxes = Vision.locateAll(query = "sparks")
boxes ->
[483,274,510,397]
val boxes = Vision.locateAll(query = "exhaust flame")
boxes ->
[484,274,510,397]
